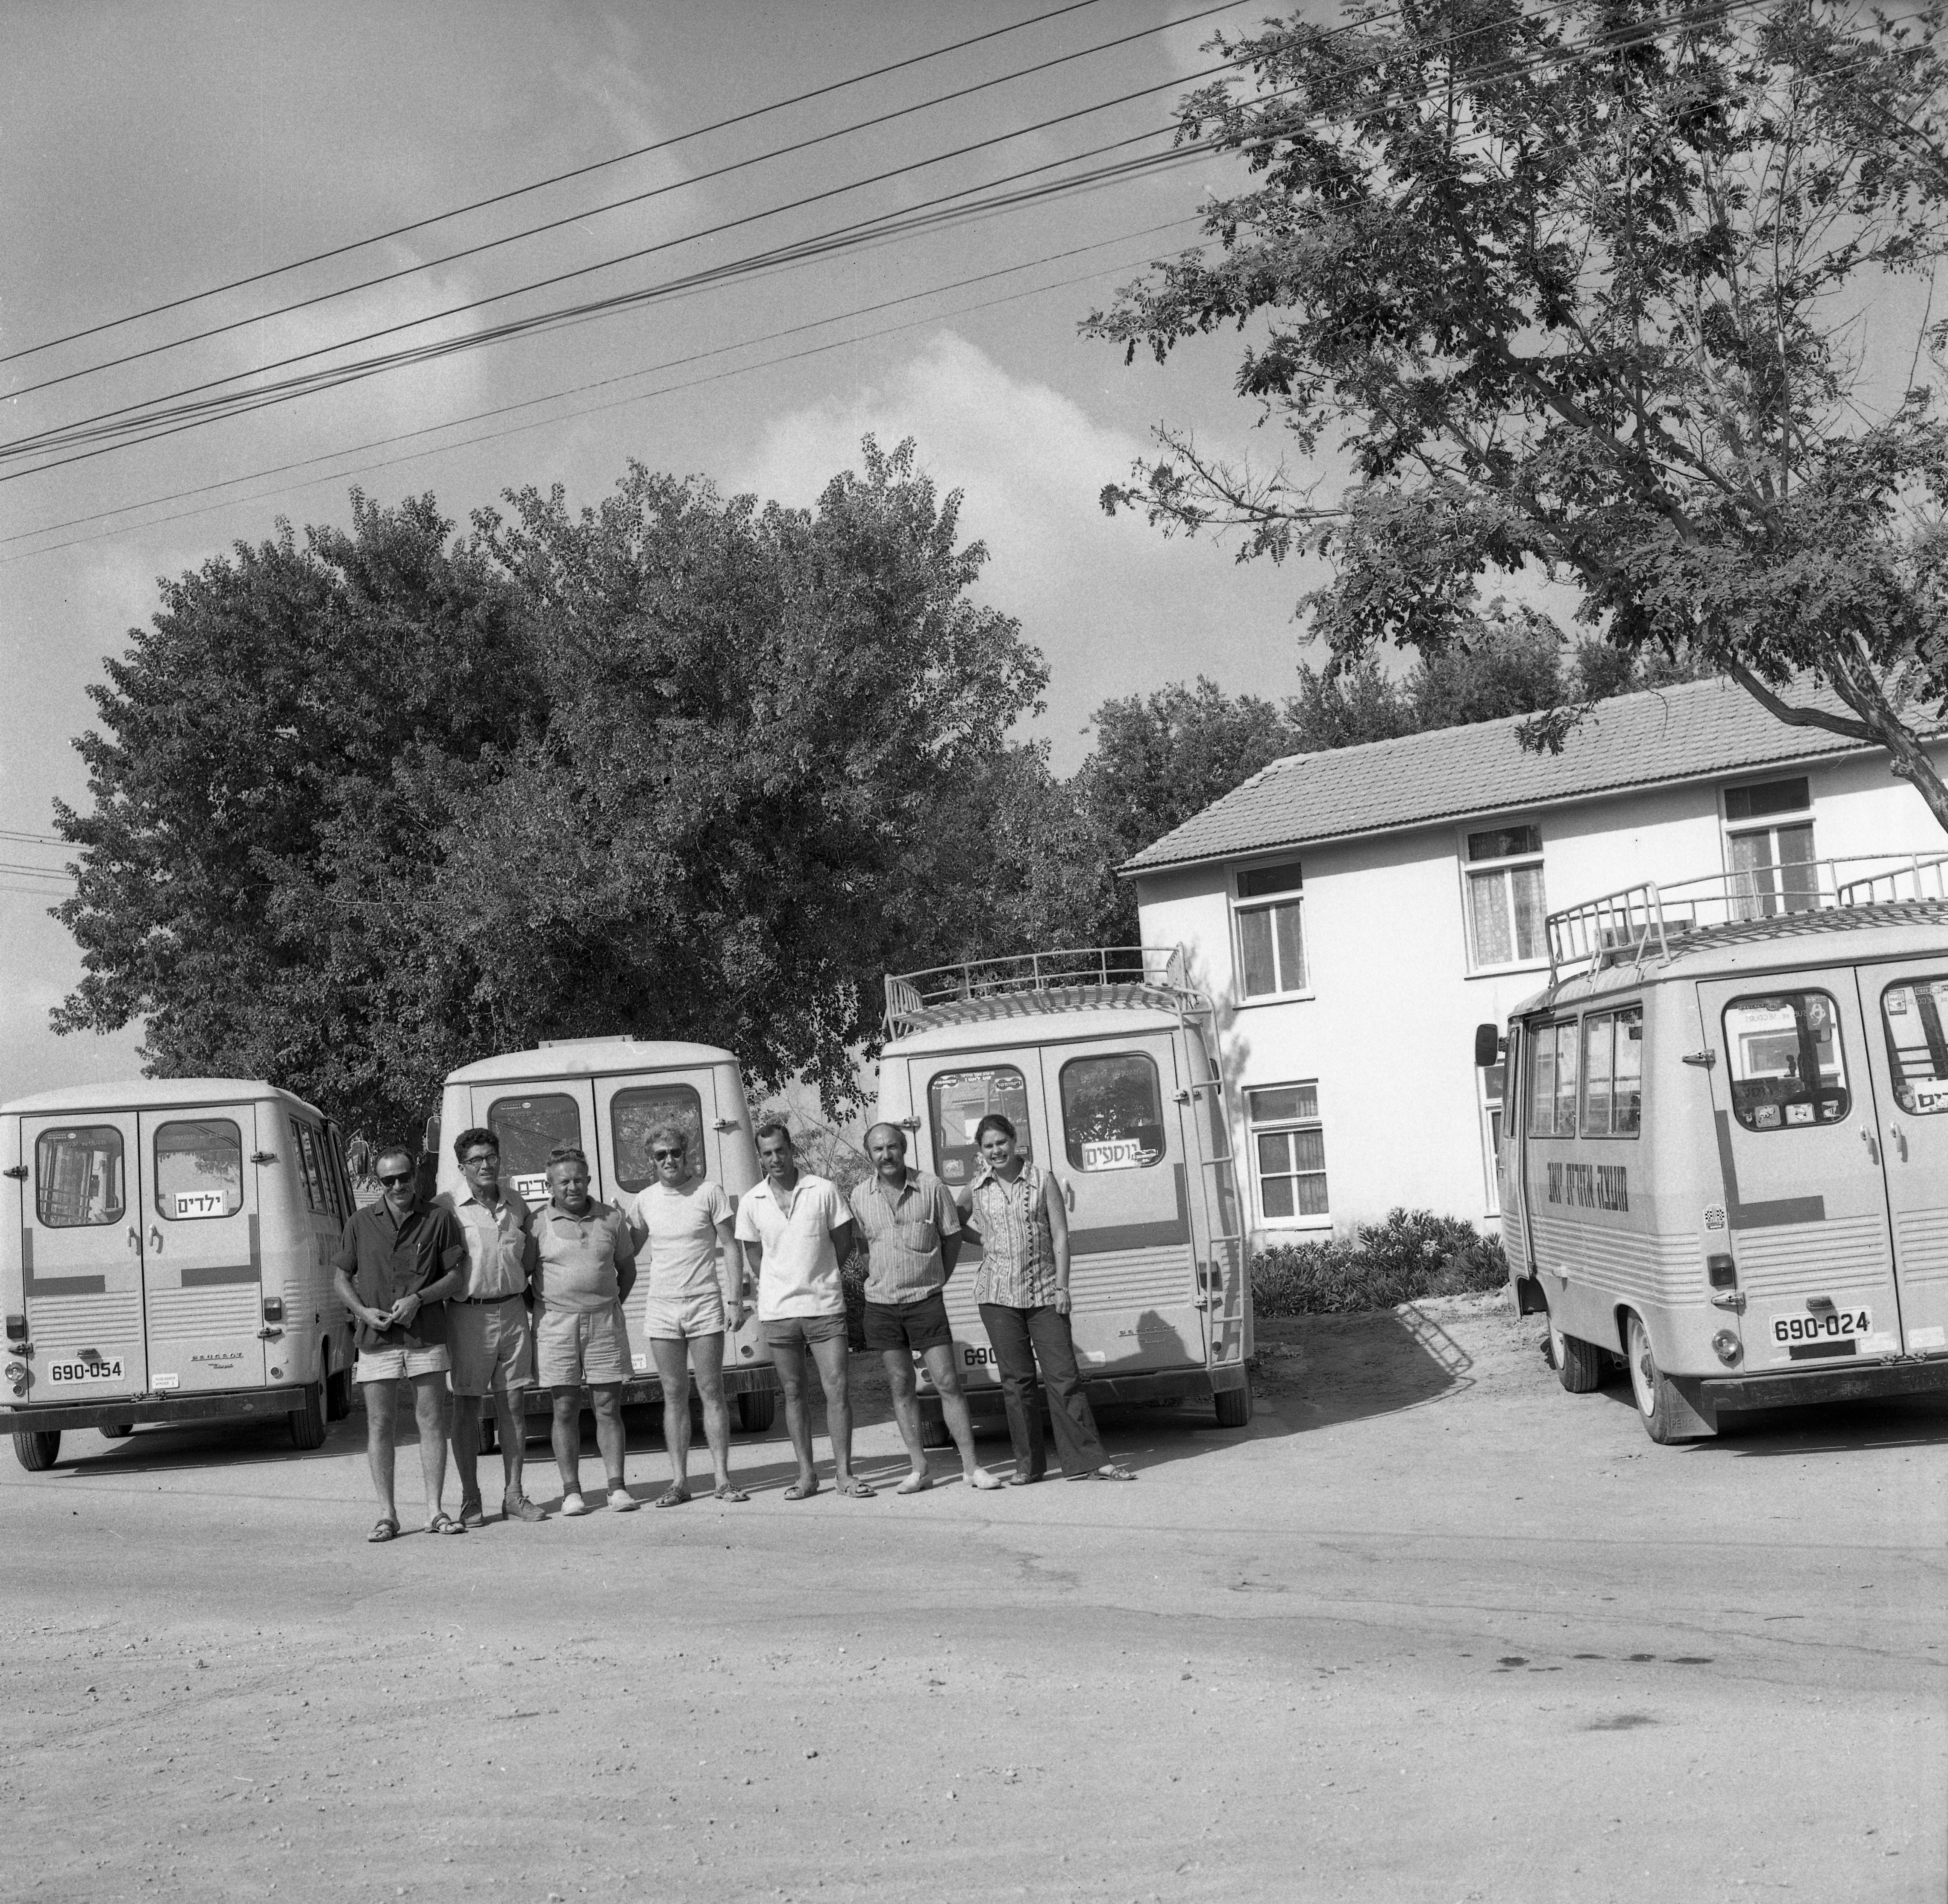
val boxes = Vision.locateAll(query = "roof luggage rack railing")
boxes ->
[883,946,1204,1036]
[1546,852,1948,982]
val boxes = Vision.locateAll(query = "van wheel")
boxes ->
[99,1423,134,1440]
[918,1404,954,1449]
[13,1429,59,1472]
[1625,1312,1696,1445]
[1547,1305,1607,1394]
[1214,1386,1253,1428]
[735,1389,777,1435]
[324,1346,352,1422]
[287,1381,329,1452]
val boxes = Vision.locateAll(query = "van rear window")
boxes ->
[1059,1054,1165,1172]
[610,1085,704,1193]
[487,1094,583,1200]
[927,1068,1032,1188]
[154,1119,244,1221]
[35,1125,125,1227]
[1881,977,1948,1115]
[1723,993,1850,1131]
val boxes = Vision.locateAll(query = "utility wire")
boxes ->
[5,0,1256,406]
[0,0,1118,366]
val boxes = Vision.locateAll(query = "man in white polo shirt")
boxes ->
[625,1122,748,1508]
[734,1121,874,1501]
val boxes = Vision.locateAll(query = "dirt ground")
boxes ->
[3,1292,1943,1904]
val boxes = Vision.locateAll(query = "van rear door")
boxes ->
[1696,973,1903,1368]
[1854,965,1948,1356]
[1036,1034,1205,1378]
[474,1083,599,1204]
[19,1112,148,1403]
[140,1104,266,1394]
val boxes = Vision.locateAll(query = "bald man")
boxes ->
[849,1123,1000,1494]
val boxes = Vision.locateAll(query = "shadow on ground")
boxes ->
[1249,1305,1476,1435]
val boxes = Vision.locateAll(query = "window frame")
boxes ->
[152,1116,246,1223]
[1720,777,1816,919]
[34,1124,128,1230]
[1231,863,1309,1004]
[290,1118,329,1215]
[1246,1081,1329,1227]
[925,1063,1036,1192]
[1722,990,1852,1133]
[1057,1052,1168,1173]
[1525,1019,1581,1138]
[1459,821,1549,975]
[608,1083,706,1196]
[1881,975,1948,1116]
[1576,1005,1645,1140]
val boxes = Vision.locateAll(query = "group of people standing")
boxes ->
[330,1112,1133,1541]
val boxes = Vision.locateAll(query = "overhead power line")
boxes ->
[0,0,1120,367]
[6,0,1256,407]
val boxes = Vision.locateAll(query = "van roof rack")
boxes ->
[1544,852,1948,983]
[883,946,1209,1037]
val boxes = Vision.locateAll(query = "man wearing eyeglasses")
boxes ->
[531,1145,639,1516]
[625,1124,747,1507]
[439,1127,546,1528]
[332,1142,470,1542]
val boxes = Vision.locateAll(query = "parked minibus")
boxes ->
[874,948,1252,1434]
[2,1078,359,1470]
[1480,857,1948,1443]
[430,1038,777,1433]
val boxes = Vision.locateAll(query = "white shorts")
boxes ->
[642,1287,728,1342]
[355,1344,451,1384]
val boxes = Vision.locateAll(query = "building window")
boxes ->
[1248,1083,1328,1220]
[1724,776,1814,918]
[1480,1057,1506,1214]
[1464,824,1546,968]
[1234,860,1306,998]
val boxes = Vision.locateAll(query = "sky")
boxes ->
[0,0,1341,1098]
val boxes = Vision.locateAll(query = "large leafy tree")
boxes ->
[1090,0,1948,823]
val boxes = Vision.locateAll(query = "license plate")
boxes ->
[48,1358,125,1384]
[1772,1309,1870,1346]
[956,1343,1003,1376]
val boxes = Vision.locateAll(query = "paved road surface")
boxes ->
[3,1292,1942,1903]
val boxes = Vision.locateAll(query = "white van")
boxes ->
[2,1078,358,1470]
[874,949,1252,1432]
[431,1038,777,1432]
[1483,858,1948,1442]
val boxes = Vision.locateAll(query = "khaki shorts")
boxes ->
[642,1287,727,1342]
[355,1344,451,1384]
[447,1297,534,1397]
[761,1312,849,1350]
[536,1304,631,1388]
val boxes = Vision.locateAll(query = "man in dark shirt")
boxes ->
[332,1143,469,1540]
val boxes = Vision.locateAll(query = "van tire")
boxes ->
[99,1423,134,1440]
[1214,1386,1253,1428]
[287,1381,329,1452]
[735,1389,777,1434]
[324,1346,352,1422]
[1548,1306,1607,1394]
[918,1403,954,1449]
[1624,1311,1702,1445]
[13,1429,59,1472]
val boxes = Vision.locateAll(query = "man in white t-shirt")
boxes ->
[625,1122,748,1507]
[734,1121,874,1501]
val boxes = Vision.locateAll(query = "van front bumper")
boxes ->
[1702,1354,1948,1417]
[0,1384,310,1435]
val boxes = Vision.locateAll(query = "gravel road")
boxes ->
[3,1291,1942,1903]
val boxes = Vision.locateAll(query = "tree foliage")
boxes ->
[1090,0,1948,823]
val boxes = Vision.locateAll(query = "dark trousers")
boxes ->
[979,1301,1106,1480]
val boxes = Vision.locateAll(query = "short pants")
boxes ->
[862,1290,953,1355]
[446,1296,534,1397]
[355,1343,451,1384]
[536,1304,631,1387]
[760,1312,849,1350]
[642,1286,728,1342]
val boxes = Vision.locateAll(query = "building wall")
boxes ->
[1134,747,1948,1253]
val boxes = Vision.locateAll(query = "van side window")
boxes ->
[487,1095,583,1199]
[1579,1007,1643,1137]
[1060,1054,1166,1172]
[1881,978,1948,1115]
[155,1119,244,1220]
[290,1120,329,1213]
[1724,993,1850,1131]
[35,1125,126,1227]
[1526,1022,1578,1137]
[927,1067,1032,1189]
[611,1085,704,1193]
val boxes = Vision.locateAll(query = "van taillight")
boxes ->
[4,1314,25,1342]
[261,1297,284,1324]
[1707,1254,1737,1289]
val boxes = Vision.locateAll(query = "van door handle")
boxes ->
[149,1227,164,1253]
[1890,1123,1909,1163]
[1063,1180,1075,1212]
[1862,1130,1881,1165]
[128,1227,141,1252]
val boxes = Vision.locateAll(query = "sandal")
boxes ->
[426,1511,466,1535]
[782,1478,820,1501]
[1080,1463,1138,1482]
[654,1485,692,1509]
[834,1476,876,1499]
[367,1516,399,1543]
[713,1483,750,1503]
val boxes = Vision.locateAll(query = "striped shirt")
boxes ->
[963,1163,1061,1309]
[848,1169,960,1306]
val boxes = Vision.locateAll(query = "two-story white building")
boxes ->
[1124,676,1948,1251]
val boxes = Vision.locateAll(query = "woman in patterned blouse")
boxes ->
[955,1114,1135,1484]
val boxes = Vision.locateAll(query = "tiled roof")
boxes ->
[1121,677,1891,876]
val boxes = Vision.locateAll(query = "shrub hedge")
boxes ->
[1250,1208,1507,1317]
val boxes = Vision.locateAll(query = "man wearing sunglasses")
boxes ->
[439,1127,546,1528]
[332,1143,470,1541]
[625,1124,746,1507]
